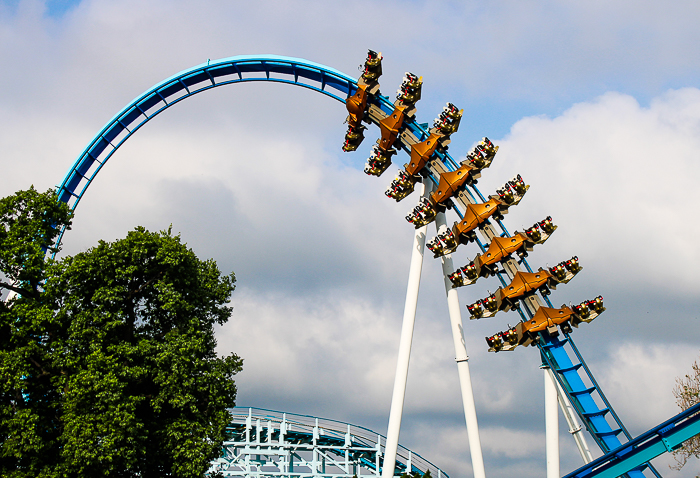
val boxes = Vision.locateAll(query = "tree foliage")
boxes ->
[672,355,700,471]
[0,186,73,299]
[0,188,242,477]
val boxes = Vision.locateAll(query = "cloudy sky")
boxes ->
[2,1,700,477]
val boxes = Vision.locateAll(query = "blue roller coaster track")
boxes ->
[55,54,672,477]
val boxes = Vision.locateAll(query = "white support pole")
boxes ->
[382,181,432,478]
[435,212,486,478]
[548,367,593,463]
[544,366,560,478]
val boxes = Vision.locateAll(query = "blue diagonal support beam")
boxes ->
[564,402,700,478]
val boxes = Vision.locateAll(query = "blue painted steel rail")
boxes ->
[481,210,660,476]
[55,55,357,245]
[563,402,700,478]
[54,54,660,475]
[55,54,453,245]
[539,337,651,477]
[462,193,658,475]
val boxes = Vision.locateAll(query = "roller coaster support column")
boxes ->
[549,367,593,463]
[435,212,486,478]
[544,365,560,478]
[383,180,433,478]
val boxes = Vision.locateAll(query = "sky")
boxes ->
[1,1,700,477]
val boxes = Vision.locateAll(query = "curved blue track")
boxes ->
[55,54,457,245]
[58,56,352,211]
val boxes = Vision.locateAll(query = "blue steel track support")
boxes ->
[563,402,700,478]
[479,216,659,476]
[54,54,661,476]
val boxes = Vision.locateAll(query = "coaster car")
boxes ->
[448,217,557,287]
[385,170,416,201]
[385,104,465,203]
[449,198,502,240]
[405,132,442,177]
[433,103,463,137]
[407,163,481,234]
[360,50,382,84]
[342,123,367,152]
[367,102,407,176]
[491,175,528,207]
[396,72,422,107]
[467,258,582,319]
[486,297,605,352]
[464,137,498,170]
[436,177,525,248]
[430,163,478,205]
[486,306,572,352]
[426,228,457,257]
[364,145,396,177]
[343,51,381,152]
[412,174,523,235]
[385,132,442,202]
[404,104,463,177]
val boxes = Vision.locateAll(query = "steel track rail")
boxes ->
[562,402,700,478]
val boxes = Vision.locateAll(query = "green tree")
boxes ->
[0,188,242,477]
[672,356,700,471]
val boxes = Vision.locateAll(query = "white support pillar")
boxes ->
[544,366,560,478]
[435,212,486,478]
[548,367,593,463]
[382,181,432,478]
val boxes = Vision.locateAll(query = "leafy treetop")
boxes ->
[0,186,72,299]
[0,188,242,478]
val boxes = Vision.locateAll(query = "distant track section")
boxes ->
[210,407,448,478]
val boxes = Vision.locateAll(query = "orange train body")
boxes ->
[406,133,441,176]
[519,306,574,336]
[430,163,476,205]
[453,198,501,238]
[486,299,605,352]
[378,105,406,151]
[346,84,368,127]
[477,233,528,267]
[498,270,552,302]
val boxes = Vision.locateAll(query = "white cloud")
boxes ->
[489,89,700,298]
[598,342,699,434]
